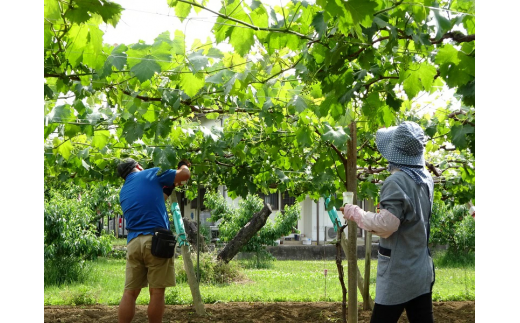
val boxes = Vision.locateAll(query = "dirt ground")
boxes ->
[44,301,475,322]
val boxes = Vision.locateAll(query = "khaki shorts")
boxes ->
[124,235,176,290]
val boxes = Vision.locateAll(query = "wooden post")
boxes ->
[364,200,374,311]
[115,216,119,239]
[180,245,206,315]
[196,185,200,282]
[336,227,348,323]
[340,232,375,309]
[346,121,358,323]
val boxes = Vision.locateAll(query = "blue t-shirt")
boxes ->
[119,167,177,243]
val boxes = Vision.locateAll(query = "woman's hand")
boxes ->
[340,204,364,222]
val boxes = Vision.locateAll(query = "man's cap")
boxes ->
[177,159,190,168]
[117,158,138,179]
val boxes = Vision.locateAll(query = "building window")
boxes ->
[281,192,296,211]
[260,192,279,210]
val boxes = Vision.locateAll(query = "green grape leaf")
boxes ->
[66,25,89,68]
[48,104,74,123]
[105,44,128,71]
[154,31,173,46]
[200,126,219,142]
[83,24,105,70]
[187,50,209,72]
[379,105,395,127]
[229,27,255,56]
[401,63,437,99]
[78,148,90,159]
[295,126,313,147]
[205,70,227,83]
[152,147,177,168]
[92,130,110,149]
[425,123,437,138]
[44,84,54,99]
[322,124,349,147]
[150,41,172,69]
[289,95,308,113]
[275,168,290,183]
[432,9,452,40]
[435,44,461,65]
[311,12,327,38]
[122,121,145,144]
[206,112,220,120]
[162,90,181,110]
[343,0,377,28]
[455,80,475,107]
[53,139,74,160]
[450,124,474,149]
[172,30,186,55]
[81,159,91,170]
[130,55,161,82]
[64,124,82,138]
[65,6,91,24]
[173,0,192,22]
[206,47,224,59]
[44,123,59,139]
[411,33,432,47]
[151,119,173,140]
[44,0,61,21]
[179,71,205,97]
[386,92,403,112]
[88,0,122,27]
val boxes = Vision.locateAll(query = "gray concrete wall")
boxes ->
[236,244,380,261]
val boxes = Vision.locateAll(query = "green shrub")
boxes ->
[44,257,91,286]
[174,251,244,284]
[430,202,475,254]
[65,285,98,305]
[433,249,475,268]
[44,190,112,286]
[107,248,127,259]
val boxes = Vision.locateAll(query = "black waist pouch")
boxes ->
[151,227,176,258]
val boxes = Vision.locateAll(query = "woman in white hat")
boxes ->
[341,121,435,323]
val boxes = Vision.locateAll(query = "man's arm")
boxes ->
[174,160,191,185]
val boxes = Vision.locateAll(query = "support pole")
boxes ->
[169,194,206,315]
[364,201,375,310]
[196,185,200,282]
[340,232,375,309]
[346,121,358,323]
[181,245,206,315]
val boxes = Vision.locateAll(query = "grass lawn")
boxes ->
[44,255,474,306]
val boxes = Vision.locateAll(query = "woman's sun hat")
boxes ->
[375,121,426,167]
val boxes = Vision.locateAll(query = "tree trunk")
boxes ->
[183,218,209,253]
[217,203,272,263]
[346,121,359,323]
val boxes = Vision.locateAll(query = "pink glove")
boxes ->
[341,204,365,224]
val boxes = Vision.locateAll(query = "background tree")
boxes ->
[44,186,112,285]
[204,191,300,264]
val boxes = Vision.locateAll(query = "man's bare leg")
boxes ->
[118,289,141,323]
[148,288,166,323]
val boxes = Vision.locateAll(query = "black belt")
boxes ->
[379,245,391,257]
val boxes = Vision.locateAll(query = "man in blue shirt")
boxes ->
[116,158,191,323]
